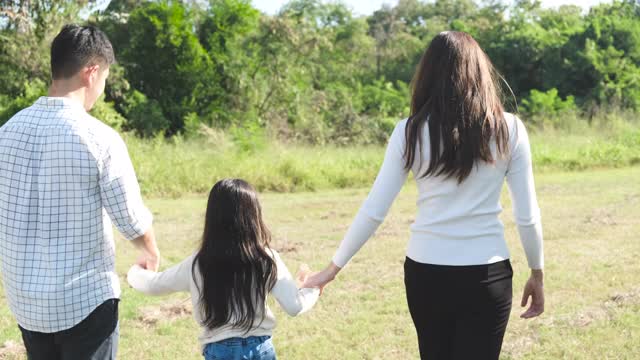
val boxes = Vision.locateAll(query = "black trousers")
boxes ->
[18,299,119,360]
[404,257,513,360]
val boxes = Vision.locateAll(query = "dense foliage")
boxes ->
[1,0,639,143]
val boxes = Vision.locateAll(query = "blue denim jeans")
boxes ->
[203,336,276,360]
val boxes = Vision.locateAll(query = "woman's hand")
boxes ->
[302,262,342,294]
[520,269,544,319]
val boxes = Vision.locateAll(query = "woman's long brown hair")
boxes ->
[404,31,510,183]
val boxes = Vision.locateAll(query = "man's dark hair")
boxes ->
[50,24,115,80]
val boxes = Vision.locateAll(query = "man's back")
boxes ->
[0,97,151,332]
[1,24,159,359]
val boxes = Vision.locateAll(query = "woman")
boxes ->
[304,31,545,360]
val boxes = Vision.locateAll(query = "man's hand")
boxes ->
[136,253,160,272]
[132,228,160,272]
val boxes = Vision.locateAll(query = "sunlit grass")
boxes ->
[1,167,639,359]
[122,117,640,197]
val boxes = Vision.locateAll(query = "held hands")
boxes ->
[302,262,342,295]
[131,229,160,272]
[136,251,160,272]
[520,269,544,319]
[296,264,312,287]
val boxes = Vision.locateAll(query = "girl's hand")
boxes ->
[521,269,545,319]
[302,262,342,294]
[296,264,312,287]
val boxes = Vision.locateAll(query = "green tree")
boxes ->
[559,0,640,109]
[119,1,219,133]
[0,1,93,96]
[483,1,584,99]
[196,0,260,124]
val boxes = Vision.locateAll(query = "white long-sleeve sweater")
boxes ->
[333,113,544,269]
[127,249,319,347]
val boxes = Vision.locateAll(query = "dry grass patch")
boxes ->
[0,341,25,360]
[137,299,193,327]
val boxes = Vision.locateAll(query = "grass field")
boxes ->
[1,166,639,359]
[124,120,640,196]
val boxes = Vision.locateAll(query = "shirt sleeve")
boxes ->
[332,121,410,268]
[506,117,545,269]
[99,133,153,241]
[270,251,320,316]
[127,254,194,295]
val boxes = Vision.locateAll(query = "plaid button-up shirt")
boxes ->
[0,97,152,332]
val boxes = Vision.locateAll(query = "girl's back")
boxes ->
[128,249,317,345]
[127,179,319,358]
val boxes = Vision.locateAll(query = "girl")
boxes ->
[127,179,319,360]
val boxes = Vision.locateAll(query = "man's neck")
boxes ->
[48,80,88,110]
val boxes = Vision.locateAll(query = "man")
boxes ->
[0,24,160,359]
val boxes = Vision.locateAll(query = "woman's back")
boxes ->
[408,113,540,265]
[332,112,543,269]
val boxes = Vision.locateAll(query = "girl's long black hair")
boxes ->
[192,179,278,332]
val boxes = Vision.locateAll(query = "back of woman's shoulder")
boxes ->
[502,112,532,151]
[503,112,528,136]
[390,118,410,142]
[390,118,409,135]
[503,112,521,127]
